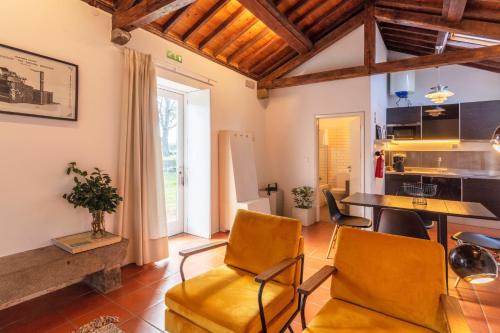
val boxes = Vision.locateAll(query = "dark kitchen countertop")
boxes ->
[385,167,500,180]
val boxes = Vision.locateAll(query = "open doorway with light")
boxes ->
[316,114,365,221]
[157,76,211,239]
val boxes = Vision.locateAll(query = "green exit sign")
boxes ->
[167,50,182,63]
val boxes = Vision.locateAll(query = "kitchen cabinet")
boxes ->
[422,104,460,140]
[385,174,421,195]
[463,178,500,219]
[386,106,421,125]
[421,177,461,201]
[460,100,500,141]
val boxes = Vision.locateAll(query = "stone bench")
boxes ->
[0,239,128,310]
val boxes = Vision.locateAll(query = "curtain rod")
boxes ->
[114,45,216,87]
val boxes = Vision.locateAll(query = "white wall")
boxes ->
[370,26,388,194]
[0,0,266,256]
[263,25,375,216]
[388,51,500,107]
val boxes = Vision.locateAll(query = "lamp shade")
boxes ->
[449,244,498,284]
[390,71,415,97]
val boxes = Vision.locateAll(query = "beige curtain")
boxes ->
[116,48,168,266]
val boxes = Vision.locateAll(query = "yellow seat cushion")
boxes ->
[224,209,302,285]
[166,265,295,333]
[330,228,447,332]
[303,298,436,333]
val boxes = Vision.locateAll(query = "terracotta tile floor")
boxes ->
[1,221,499,332]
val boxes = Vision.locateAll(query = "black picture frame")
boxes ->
[0,43,78,121]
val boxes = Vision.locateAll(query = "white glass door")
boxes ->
[157,89,184,236]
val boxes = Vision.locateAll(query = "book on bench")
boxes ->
[52,231,122,254]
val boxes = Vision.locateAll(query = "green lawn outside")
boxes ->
[164,169,177,213]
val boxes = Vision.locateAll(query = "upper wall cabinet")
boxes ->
[460,100,500,141]
[422,104,460,140]
[386,106,421,125]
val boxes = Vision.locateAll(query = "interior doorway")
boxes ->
[157,77,212,238]
[316,114,364,220]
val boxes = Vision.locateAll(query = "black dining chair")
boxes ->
[396,185,435,229]
[323,189,372,258]
[377,208,430,240]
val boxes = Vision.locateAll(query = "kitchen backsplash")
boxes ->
[386,150,500,171]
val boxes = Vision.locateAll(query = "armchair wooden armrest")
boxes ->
[298,265,337,330]
[440,294,471,333]
[298,265,336,296]
[254,254,305,333]
[179,241,228,281]
[255,255,303,283]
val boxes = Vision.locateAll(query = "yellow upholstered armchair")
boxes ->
[299,228,471,333]
[165,209,304,333]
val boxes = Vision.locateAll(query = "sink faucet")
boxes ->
[437,157,442,169]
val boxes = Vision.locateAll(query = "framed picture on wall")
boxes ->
[0,44,78,121]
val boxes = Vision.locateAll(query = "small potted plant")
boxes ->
[63,162,123,238]
[291,186,315,226]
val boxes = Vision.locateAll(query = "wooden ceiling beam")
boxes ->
[383,32,436,43]
[303,0,356,34]
[386,41,435,53]
[365,1,376,69]
[182,0,229,42]
[379,23,438,37]
[259,65,370,89]
[213,17,259,57]
[162,4,192,32]
[226,28,271,64]
[292,1,325,25]
[112,0,195,31]
[435,0,468,54]
[114,0,136,11]
[199,6,246,49]
[251,44,291,74]
[239,40,286,71]
[385,38,437,50]
[375,7,500,39]
[261,11,364,82]
[238,0,312,53]
[285,0,309,17]
[144,23,258,79]
[259,44,500,90]
[373,44,500,73]
[259,50,297,77]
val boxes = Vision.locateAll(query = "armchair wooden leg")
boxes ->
[288,326,294,333]
[454,277,461,288]
[326,224,340,259]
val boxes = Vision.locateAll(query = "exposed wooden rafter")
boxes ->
[259,44,500,90]
[212,17,259,57]
[182,0,229,42]
[199,6,246,49]
[375,7,500,39]
[112,0,195,31]
[435,0,468,54]
[364,0,376,69]
[261,11,364,82]
[238,0,312,54]
[227,28,271,64]
[162,4,192,32]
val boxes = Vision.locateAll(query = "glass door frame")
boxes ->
[157,87,185,236]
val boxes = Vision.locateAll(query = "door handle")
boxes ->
[179,169,185,186]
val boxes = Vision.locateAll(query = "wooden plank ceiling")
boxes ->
[84,0,500,81]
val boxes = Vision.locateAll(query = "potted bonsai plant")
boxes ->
[291,186,315,226]
[63,162,123,238]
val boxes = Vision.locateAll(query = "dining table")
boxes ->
[340,193,499,287]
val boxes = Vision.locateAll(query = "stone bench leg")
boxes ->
[84,266,122,293]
